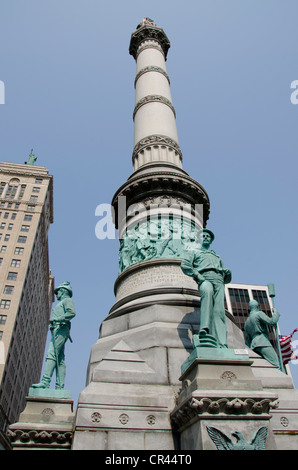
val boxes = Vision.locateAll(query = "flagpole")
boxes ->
[267,283,285,373]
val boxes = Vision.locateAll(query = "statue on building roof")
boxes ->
[27,149,37,165]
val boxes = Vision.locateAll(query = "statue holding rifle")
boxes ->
[32,281,76,390]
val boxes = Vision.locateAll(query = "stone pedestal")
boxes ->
[8,389,75,450]
[171,352,279,450]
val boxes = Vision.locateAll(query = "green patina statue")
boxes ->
[32,281,76,390]
[244,299,283,371]
[28,149,37,165]
[181,229,232,349]
[118,218,200,273]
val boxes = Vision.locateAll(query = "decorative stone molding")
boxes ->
[112,170,210,229]
[135,41,165,59]
[119,413,129,425]
[91,412,102,423]
[221,371,237,381]
[280,417,289,427]
[7,429,72,448]
[171,395,279,430]
[147,415,156,425]
[132,134,182,162]
[129,20,171,60]
[133,95,176,120]
[41,408,55,421]
[134,66,170,87]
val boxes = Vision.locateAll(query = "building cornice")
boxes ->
[112,169,210,228]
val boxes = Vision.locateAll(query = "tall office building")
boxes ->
[0,161,54,449]
[225,283,277,350]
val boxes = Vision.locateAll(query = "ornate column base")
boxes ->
[8,391,74,450]
[171,356,279,450]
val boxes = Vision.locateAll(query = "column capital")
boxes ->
[129,18,171,60]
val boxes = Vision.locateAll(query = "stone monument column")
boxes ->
[72,18,212,451]
[130,17,180,170]
[71,19,295,451]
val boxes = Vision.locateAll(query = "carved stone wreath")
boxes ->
[41,408,54,417]
[91,412,102,423]
[220,371,237,381]
[119,413,129,425]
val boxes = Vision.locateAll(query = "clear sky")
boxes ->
[0,1,297,407]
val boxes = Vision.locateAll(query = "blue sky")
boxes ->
[0,1,298,406]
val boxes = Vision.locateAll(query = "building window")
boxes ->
[252,290,271,316]
[14,247,24,255]
[4,286,14,295]
[10,259,21,267]
[18,185,26,200]
[0,258,2,266]
[228,288,250,328]
[24,214,32,221]
[0,223,5,229]
[7,272,17,281]
[0,246,7,253]
[3,213,9,219]
[17,236,27,243]
[0,183,6,197]
[0,300,11,309]
[32,187,40,193]
[14,203,20,209]
[0,234,2,241]
[11,213,16,220]
[30,195,38,202]
[35,178,42,184]
[8,223,13,230]
[20,225,30,232]
[0,315,7,325]
[4,234,10,242]
[27,205,35,212]
[5,185,18,199]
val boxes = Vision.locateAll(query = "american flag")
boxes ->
[279,329,298,365]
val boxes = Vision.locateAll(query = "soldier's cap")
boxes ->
[54,281,73,297]
[198,228,215,241]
